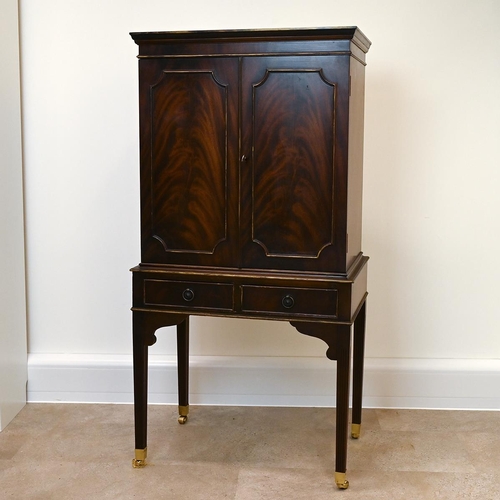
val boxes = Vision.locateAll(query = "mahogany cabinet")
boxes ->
[130,27,370,490]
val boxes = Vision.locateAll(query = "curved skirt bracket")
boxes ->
[290,321,348,360]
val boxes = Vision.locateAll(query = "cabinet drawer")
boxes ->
[241,285,338,318]
[144,279,234,311]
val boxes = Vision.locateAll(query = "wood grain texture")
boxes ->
[240,56,350,272]
[252,69,335,257]
[241,284,338,319]
[132,28,371,484]
[151,70,228,254]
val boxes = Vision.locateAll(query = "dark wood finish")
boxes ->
[177,318,189,409]
[133,311,187,450]
[130,27,371,486]
[352,301,366,427]
[151,71,227,253]
[132,313,148,452]
[290,321,341,360]
[144,279,234,312]
[346,55,367,268]
[241,285,338,318]
[335,325,351,474]
[246,61,335,259]
[138,57,239,267]
[288,321,352,474]
[240,55,350,272]
[132,258,367,323]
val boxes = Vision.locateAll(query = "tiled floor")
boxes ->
[0,404,499,499]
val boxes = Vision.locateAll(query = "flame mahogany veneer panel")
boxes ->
[139,58,239,267]
[150,71,228,254]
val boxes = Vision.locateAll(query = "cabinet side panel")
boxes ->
[346,58,366,267]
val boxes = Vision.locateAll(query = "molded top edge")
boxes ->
[130,27,371,52]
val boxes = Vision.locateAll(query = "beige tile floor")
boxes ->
[0,404,499,499]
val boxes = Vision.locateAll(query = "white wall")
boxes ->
[0,0,27,429]
[20,0,500,408]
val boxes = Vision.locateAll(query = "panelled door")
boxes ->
[139,57,239,267]
[240,56,350,273]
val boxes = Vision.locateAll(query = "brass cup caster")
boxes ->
[178,405,189,425]
[335,472,349,490]
[132,448,147,468]
[351,423,361,439]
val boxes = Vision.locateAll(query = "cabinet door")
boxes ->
[139,57,239,267]
[240,56,349,273]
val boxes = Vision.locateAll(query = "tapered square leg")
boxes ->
[177,317,190,424]
[352,300,366,439]
[335,325,352,489]
[132,311,187,466]
[289,320,354,488]
[132,312,149,468]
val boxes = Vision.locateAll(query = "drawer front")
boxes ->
[241,285,338,318]
[144,279,234,311]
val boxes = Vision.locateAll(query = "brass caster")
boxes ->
[351,423,361,439]
[335,472,349,490]
[132,448,147,468]
[178,404,189,424]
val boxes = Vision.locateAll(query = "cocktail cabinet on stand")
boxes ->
[130,27,371,490]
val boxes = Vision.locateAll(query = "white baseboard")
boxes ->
[27,354,500,410]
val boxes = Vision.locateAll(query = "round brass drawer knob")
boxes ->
[282,295,295,309]
[182,288,195,302]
